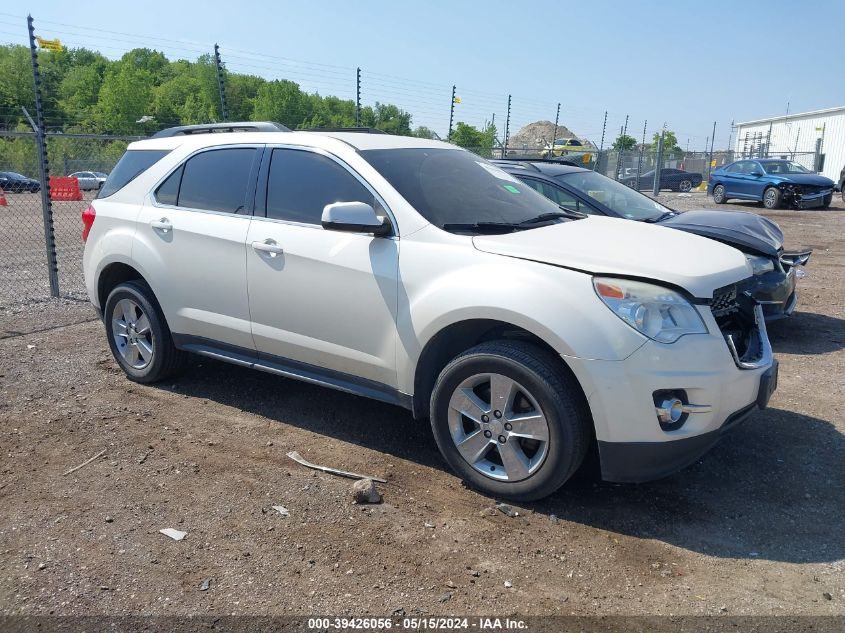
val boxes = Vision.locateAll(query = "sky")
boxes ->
[3,0,844,149]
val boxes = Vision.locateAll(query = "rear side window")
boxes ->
[98,150,170,198]
[265,148,374,224]
[158,148,256,214]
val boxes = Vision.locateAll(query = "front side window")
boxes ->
[176,148,255,213]
[520,178,594,214]
[265,149,374,224]
[360,148,564,232]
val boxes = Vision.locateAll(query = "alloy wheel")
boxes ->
[447,373,550,482]
[111,298,154,370]
[679,179,692,192]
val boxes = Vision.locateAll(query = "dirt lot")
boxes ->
[0,192,843,618]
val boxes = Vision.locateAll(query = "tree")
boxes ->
[412,126,436,139]
[252,79,310,128]
[450,122,497,157]
[612,134,637,151]
[651,130,682,155]
[96,63,155,134]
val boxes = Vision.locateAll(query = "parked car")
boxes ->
[69,171,108,191]
[541,138,585,158]
[708,159,835,209]
[0,171,40,193]
[839,164,844,202]
[83,122,776,501]
[619,168,703,192]
[494,160,811,321]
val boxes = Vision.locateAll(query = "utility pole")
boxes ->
[447,85,456,141]
[653,130,665,197]
[707,121,716,179]
[26,15,59,297]
[595,110,607,172]
[355,67,361,128]
[213,44,228,122]
[636,119,647,191]
[503,94,512,155]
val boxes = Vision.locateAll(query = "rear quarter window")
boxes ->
[98,149,170,198]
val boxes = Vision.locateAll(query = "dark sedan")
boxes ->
[493,159,811,321]
[708,159,835,209]
[0,171,40,193]
[619,168,703,192]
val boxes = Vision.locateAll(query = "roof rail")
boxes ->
[302,127,387,134]
[151,121,290,138]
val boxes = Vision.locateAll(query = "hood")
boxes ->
[660,209,783,257]
[472,216,751,298]
[774,173,835,187]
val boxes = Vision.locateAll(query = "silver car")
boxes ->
[69,171,108,191]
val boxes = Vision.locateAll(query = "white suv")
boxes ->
[82,123,777,501]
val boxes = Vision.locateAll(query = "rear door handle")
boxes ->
[150,218,172,233]
[251,239,284,257]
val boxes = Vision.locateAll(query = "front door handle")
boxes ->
[251,239,284,257]
[150,218,172,233]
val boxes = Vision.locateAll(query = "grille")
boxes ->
[709,284,739,317]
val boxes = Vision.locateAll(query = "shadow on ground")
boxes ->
[160,356,845,566]
[768,310,845,355]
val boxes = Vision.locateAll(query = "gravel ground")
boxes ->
[0,193,843,618]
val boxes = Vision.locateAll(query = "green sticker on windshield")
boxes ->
[503,184,521,194]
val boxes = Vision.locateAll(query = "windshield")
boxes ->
[360,148,566,232]
[760,160,811,174]
[556,170,672,221]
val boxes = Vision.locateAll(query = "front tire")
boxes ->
[678,179,693,192]
[822,193,832,209]
[430,341,590,501]
[104,280,185,383]
[712,184,727,204]
[763,186,782,209]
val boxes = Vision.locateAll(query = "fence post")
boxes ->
[26,16,59,298]
[213,44,228,122]
[614,114,628,180]
[636,119,647,190]
[652,131,665,197]
[551,102,560,156]
[503,94,511,155]
[447,85,456,141]
[355,67,361,128]
[707,121,716,180]
[594,110,607,172]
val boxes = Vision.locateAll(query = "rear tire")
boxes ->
[429,340,590,501]
[678,179,693,192]
[763,186,782,210]
[712,184,727,204]
[103,280,186,383]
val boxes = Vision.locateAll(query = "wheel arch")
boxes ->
[97,261,150,310]
[410,318,589,422]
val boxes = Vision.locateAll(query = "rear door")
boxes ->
[245,146,399,388]
[133,145,261,351]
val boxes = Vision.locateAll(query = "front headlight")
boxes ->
[593,277,707,343]
[746,254,775,275]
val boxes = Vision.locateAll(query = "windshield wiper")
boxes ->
[442,222,519,234]
[642,211,676,223]
[518,209,585,225]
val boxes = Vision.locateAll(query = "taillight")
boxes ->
[82,204,96,242]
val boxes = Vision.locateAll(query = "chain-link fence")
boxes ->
[0,131,132,309]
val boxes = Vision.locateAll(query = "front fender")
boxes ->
[394,231,647,394]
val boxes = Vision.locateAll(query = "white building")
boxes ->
[734,105,845,182]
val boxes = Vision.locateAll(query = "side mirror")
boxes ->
[321,201,392,236]
[750,170,763,177]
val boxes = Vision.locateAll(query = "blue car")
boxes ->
[708,158,835,210]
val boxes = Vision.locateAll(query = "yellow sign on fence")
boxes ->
[36,36,63,52]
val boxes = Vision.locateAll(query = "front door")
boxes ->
[246,147,399,388]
